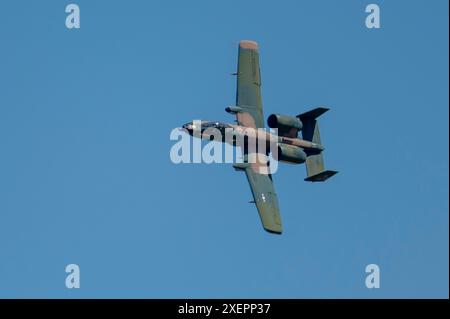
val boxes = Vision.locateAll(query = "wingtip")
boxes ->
[239,40,259,51]
[264,227,283,235]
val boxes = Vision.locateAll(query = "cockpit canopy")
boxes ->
[182,120,231,132]
[200,121,230,129]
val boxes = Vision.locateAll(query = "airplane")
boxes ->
[181,40,337,234]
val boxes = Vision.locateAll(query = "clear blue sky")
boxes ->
[0,0,448,298]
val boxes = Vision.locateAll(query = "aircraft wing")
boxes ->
[244,166,282,234]
[235,40,264,129]
[233,40,282,234]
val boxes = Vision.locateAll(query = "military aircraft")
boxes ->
[182,40,337,234]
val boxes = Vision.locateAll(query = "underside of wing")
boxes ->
[234,41,282,234]
[235,40,264,129]
[245,167,282,234]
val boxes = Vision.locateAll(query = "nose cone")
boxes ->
[181,122,194,135]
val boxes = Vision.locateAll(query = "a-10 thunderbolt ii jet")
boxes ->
[182,40,337,234]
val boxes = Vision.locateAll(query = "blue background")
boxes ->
[0,0,448,298]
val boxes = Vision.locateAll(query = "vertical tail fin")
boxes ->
[298,107,338,182]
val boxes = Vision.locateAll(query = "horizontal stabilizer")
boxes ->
[297,107,329,121]
[304,170,338,182]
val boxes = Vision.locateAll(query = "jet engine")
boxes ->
[275,144,306,164]
[267,114,302,137]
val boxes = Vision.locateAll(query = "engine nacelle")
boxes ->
[267,114,303,137]
[275,144,306,164]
